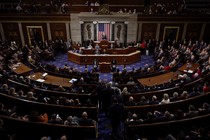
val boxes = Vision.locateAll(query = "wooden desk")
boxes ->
[138,72,177,87]
[99,62,111,73]
[82,47,137,54]
[94,40,113,49]
[10,62,32,75]
[68,50,141,65]
[27,72,72,88]
[178,62,200,72]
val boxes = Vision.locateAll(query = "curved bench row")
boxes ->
[7,71,209,106]
[0,93,98,121]
[7,79,98,105]
[0,91,209,139]
[126,113,210,139]
[112,60,181,82]
[124,92,210,119]
[122,75,207,103]
[0,115,97,140]
[28,60,99,82]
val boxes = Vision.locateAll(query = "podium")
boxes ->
[99,62,111,73]
[94,40,114,50]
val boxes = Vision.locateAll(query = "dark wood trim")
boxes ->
[0,14,70,21]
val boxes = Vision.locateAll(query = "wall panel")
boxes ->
[2,22,21,45]
[50,23,67,41]
[108,0,144,5]
[21,23,48,45]
[185,23,202,41]
[159,23,184,42]
[203,23,210,43]
[141,23,157,41]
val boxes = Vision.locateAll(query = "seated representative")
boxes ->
[110,43,114,49]
[95,49,100,54]
[102,32,107,40]
[88,43,93,49]
[93,59,99,72]
[111,59,117,72]
[79,111,95,126]
[95,44,100,50]
[78,48,83,54]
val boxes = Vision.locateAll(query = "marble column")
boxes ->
[0,23,5,42]
[155,23,161,41]
[200,23,206,41]
[46,22,52,41]
[18,22,25,45]
[111,21,115,41]
[138,23,142,41]
[182,23,188,41]
[124,21,128,47]
[93,21,97,41]
[66,22,70,40]
[80,21,84,45]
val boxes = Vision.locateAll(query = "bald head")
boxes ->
[82,111,88,118]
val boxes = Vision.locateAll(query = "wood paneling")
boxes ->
[138,15,210,22]
[141,23,157,41]
[70,0,89,5]
[2,22,21,45]
[50,23,67,41]
[68,50,141,65]
[21,23,48,45]
[0,14,70,21]
[159,23,184,42]
[186,23,202,41]
[108,0,144,5]
[203,23,210,43]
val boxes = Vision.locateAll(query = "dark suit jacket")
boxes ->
[109,103,125,122]
[79,118,94,126]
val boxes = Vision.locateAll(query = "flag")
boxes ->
[98,23,110,41]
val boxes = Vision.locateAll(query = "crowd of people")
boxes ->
[0,0,209,15]
[125,87,209,107]
[113,38,210,92]
[1,36,210,139]
[126,102,210,124]
[0,102,96,139]
[0,81,96,107]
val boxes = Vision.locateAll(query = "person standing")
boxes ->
[109,97,125,140]
[102,32,107,40]
[102,82,115,117]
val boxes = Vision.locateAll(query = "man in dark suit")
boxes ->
[85,39,94,48]
[109,97,125,140]
[102,32,107,40]
[111,58,117,72]
[102,82,115,117]
[0,119,10,140]
[78,111,94,126]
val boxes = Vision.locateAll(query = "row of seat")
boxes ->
[0,115,97,140]
[0,77,210,139]
[126,113,210,139]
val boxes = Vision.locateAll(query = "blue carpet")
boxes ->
[98,113,112,140]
